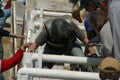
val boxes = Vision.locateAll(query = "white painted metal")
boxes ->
[43,11,71,17]
[17,68,100,80]
[36,0,73,12]
[22,53,102,65]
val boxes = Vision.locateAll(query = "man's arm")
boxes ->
[0,42,33,72]
[0,28,10,36]
[9,33,26,39]
[0,29,26,39]
[73,21,96,55]
[1,49,24,72]
[28,25,49,52]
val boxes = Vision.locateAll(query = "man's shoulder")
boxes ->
[44,18,54,29]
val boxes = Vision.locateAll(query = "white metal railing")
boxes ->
[17,53,102,80]
[22,53,102,65]
[17,68,100,80]
[18,11,101,80]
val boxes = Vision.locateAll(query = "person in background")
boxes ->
[97,0,108,16]
[89,10,113,58]
[79,0,98,57]
[0,0,12,59]
[98,57,120,80]
[0,0,11,29]
[28,15,96,71]
[0,42,33,72]
[72,0,83,23]
[0,0,12,79]
[0,28,26,80]
[108,0,120,62]
[98,0,120,61]
[0,0,26,79]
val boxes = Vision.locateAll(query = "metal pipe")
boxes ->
[18,68,100,80]
[43,11,72,17]
[43,54,102,65]
[22,53,102,65]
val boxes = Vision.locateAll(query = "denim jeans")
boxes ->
[42,40,84,69]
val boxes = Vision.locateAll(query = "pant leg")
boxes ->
[71,41,84,57]
[42,44,62,69]
[70,41,88,71]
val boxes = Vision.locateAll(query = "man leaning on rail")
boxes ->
[28,15,97,71]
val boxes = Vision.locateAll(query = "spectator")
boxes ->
[89,10,113,57]
[0,28,26,80]
[97,0,108,16]
[0,0,12,59]
[79,0,98,12]
[98,57,120,80]
[98,0,120,61]
[84,12,97,40]
[108,0,120,62]
[0,28,26,59]
[72,0,83,23]
[0,42,33,72]
[0,1,11,29]
[28,15,96,70]
[0,0,12,79]
[78,0,98,57]
[84,12,98,57]
[72,0,98,23]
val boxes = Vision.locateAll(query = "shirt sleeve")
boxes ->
[0,28,10,36]
[35,25,49,46]
[71,19,86,42]
[1,49,24,72]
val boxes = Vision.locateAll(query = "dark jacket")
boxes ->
[35,15,86,54]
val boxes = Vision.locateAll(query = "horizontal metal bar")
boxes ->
[23,53,102,65]
[18,68,100,80]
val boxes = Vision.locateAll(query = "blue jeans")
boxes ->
[42,41,84,69]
